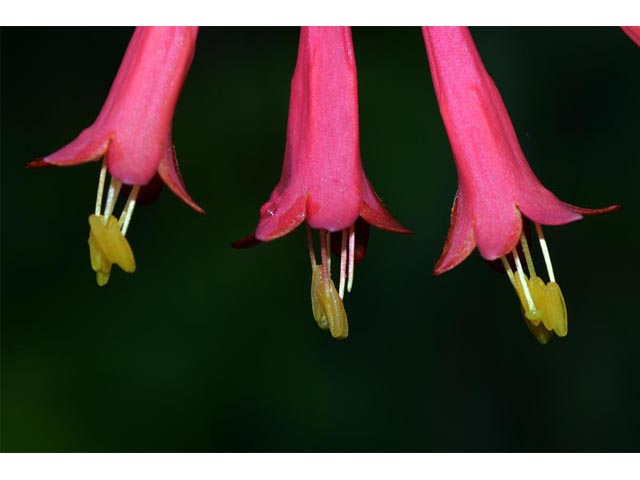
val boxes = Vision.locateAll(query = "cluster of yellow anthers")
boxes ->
[307,225,357,340]
[500,224,567,344]
[88,163,139,286]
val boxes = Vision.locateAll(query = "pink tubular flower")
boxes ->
[29,27,202,286]
[621,26,640,46]
[235,27,408,339]
[422,27,618,343]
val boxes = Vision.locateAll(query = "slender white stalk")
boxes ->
[519,233,537,278]
[500,256,516,288]
[119,185,140,236]
[305,224,316,268]
[338,230,347,299]
[94,162,107,216]
[325,230,331,274]
[535,223,556,283]
[347,224,355,293]
[320,229,330,289]
[103,179,122,223]
[513,249,536,312]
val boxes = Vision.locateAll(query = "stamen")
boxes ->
[520,233,537,278]
[338,229,347,299]
[512,249,537,315]
[320,229,330,290]
[500,256,517,288]
[544,282,568,336]
[305,224,316,268]
[535,223,556,283]
[310,264,328,330]
[325,230,331,274]
[103,178,122,224]
[347,224,355,293]
[310,264,349,339]
[119,185,140,236]
[94,162,107,216]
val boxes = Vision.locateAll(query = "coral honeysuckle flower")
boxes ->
[622,26,640,46]
[234,26,409,339]
[422,27,618,343]
[28,27,203,286]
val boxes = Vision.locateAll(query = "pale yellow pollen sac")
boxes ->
[88,230,112,287]
[543,282,568,337]
[307,226,354,340]
[310,264,349,339]
[501,225,569,343]
[513,274,543,324]
[523,316,554,345]
[89,163,140,286]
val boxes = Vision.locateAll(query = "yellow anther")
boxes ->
[88,214,136,286]
[513,272,543,323]
[501,227,571,342]
[526,276,546,325]
[88,231,113,286]
[310,264,349,339]
[543,281,568,337]
[512,249,541,321]
[310,265,328,330]
[514,274,550,344]
[523,317,553,345]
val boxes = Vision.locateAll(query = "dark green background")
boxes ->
[2,27,638,452]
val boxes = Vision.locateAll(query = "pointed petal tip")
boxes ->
[384,222,413,235]
[433,253,467,276]
[231,233,262,249]
[157,146,205,214]
[432,190,477,276]
[567,203,620,216]
[432,261,452,276]
[191,202,206,215]
[26,158,52,169]
[359,179,411,234]
[373,222,412,235]
[359,201,411,235]
[173,192,205,214]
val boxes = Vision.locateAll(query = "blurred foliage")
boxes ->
[1,27,639,452]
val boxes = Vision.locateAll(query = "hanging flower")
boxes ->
[422,27,618,343]
[234,26,409,339]
[28,27,203,286]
